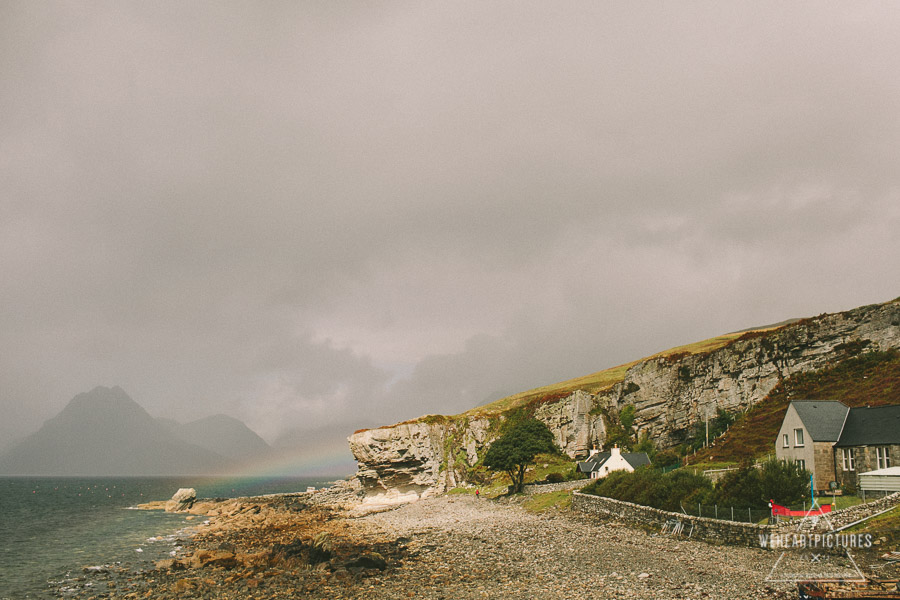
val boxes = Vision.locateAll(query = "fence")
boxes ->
[679,502,771,524]
[655,463,680,474]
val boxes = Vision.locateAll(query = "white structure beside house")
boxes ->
[576,446,651,479]
[858,466,900,494]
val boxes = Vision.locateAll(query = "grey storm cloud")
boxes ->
[1,2,898,467]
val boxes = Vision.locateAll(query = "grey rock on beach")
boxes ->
[166,488,196,512]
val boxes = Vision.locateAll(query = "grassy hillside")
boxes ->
[689,349,900,465]
[355,322,791,433]
[464,328,785,418]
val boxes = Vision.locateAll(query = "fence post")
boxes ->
[698,503,701,517]
[748,507,751,522]
[715,505,718,518]
[731,506,734,521]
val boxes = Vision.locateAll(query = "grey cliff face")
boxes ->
[532,390,605,457]
[616,301,900,445]
[348,301,900,500]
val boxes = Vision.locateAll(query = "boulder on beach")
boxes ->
[165,488,197,512]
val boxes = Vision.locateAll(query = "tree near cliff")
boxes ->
[482,418,557,494]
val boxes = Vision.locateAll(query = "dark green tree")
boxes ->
[758,458,811,506]
[482,418,556,494]
[715,458,810,508]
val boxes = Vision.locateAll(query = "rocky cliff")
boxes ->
[348,300,900,501]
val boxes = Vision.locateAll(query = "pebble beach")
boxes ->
[46,480,848,600]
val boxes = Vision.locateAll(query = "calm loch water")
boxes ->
[0,476,333,599]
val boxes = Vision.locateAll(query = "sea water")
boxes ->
[0,476,335,599]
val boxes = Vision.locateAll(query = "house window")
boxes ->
[783,434,789,448]
[842,448,855,471]
[796,459,806,471]
[794,428,804,447]
[876,446,892,470]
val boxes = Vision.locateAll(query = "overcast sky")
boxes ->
[2,2,898,468]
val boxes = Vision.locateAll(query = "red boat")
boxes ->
[770,500,833,518]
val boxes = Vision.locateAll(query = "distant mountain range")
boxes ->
[0,386,271,476]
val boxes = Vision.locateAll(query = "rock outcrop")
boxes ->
[348,300,900,500]
[166,487,197,512]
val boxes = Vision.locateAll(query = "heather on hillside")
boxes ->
[691,349,900,464]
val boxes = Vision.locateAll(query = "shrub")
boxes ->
[758,458,810,506]
[545,472,566,484]
[582,467,713,512]
[714,466,763,509]
[654,449,681,468]
[714,458,810,509]
[619,405,636,430]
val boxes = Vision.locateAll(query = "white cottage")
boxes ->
[576,446,651,479]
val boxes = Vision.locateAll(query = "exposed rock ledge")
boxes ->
[349,300,900,501]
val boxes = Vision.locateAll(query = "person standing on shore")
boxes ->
[475,489,480,499]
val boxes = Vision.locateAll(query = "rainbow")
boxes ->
[186,445,358,497]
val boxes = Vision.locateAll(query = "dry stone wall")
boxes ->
[572,492,773,548]
[521,479,591,495]
[810,492,900,532]
[570,490,900,549]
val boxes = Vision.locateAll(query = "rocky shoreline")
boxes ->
[51,483,897,599]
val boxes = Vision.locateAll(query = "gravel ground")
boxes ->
[348,495,795,600]
[57,491,888,599]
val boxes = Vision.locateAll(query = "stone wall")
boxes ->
[810,491,900,531]
[702,467,738,483]
[812,441,838,492]
[521,479,591,495]
[571,490,900,549]
[572,492,772,548]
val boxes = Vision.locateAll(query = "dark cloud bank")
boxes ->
[1,2,898,471]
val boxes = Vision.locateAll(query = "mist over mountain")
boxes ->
[164,414,270,462]
[0,386,267,476]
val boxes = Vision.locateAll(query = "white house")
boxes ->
[576,446,651,479]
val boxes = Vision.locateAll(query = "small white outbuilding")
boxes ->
[858,466,900,494]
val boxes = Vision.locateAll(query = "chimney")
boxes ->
[589,445,598,458]
[611,444,621,457]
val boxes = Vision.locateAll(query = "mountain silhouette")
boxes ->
[0,386,235,475]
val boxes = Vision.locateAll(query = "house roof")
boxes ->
[577,451,651,472]
[835,405,900,447]
[790,400,849,442]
